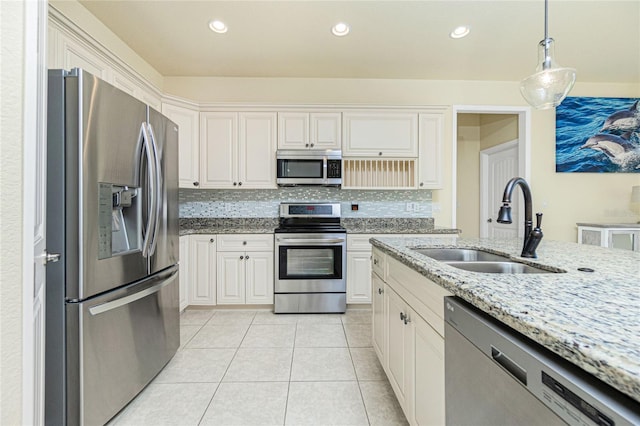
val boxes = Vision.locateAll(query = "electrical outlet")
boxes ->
[406,202,415,212]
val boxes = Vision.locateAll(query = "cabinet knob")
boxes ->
[378,152,383,156]
[378,288,383,295]
[238,182,242,186]
[240,255,244,260]
[305,143,309,148]
[243,241,247,245]
[487,218,493,223]
[419,182,424,187]
[210,238,214,243]
[404,316,411,325]
[193,181,200,187]
[233,182,237,186]
[310,143,314,147]
[373,258,378,265]
[400,312,405,321]
[245,255,250,260]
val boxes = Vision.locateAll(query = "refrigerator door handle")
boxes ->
[147,123,162,257]
[88,265,178,315]
[140,122,157,258]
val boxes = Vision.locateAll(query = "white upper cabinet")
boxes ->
[200,112,277,189]
[278,112,341,150]
[343,112,418,157]
[418,112,444,189]
[162,102,200,188]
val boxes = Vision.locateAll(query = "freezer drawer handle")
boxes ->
[88,268,178,316]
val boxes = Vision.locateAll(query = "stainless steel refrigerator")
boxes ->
[45,68,180,425]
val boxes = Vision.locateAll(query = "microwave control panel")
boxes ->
[327,160,341,178]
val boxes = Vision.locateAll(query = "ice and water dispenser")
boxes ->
[98,183,142,259]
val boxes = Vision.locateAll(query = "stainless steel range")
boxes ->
[274,203,346,313]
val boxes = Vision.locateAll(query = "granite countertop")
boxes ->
[370,236,640,403]
[180,217,460,235]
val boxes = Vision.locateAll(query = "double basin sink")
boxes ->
[411,248,559,274]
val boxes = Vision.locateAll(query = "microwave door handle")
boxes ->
[147,123,162,257]
[140,123,156,258]
[323,156,328,180]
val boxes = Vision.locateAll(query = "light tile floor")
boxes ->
[110,308,408,426]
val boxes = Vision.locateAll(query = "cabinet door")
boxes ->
[216,252,246,304]
[386,287,410,409]
[163,103,200,188]
[238,112,277,189]
[343,112,418,157]
[346,252,372,304]
[189,235,217,305]
[310,112,341,149]
[278,112,309,149]
[200,112,237,188]
[411,313,445,426]
[178,236,190,311]
[245,251,274,304]
[418,112,444,189]
[372,273,386,364]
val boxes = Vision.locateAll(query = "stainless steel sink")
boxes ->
[410,247,561,274]
[445,261,554,274]
[411,248,510,262]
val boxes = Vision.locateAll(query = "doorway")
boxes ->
[452,106,531,238]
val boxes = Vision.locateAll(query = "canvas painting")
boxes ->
[556,97,640,173]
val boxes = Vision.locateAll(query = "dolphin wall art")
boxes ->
[556,96,640,173]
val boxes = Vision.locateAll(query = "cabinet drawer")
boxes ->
[371,247,386,279]
[217,234,274,252]
[347,234,391,251]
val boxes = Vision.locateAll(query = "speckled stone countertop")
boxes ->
[370,236,640,403]
[180,217,459,235]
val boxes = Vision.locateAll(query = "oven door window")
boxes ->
[277,159,323,179]
[279,246,342,280]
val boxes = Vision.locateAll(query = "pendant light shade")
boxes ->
[520,0,576,109]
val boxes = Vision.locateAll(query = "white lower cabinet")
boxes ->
[188,235,217,305]
[216,234,274,305]
[372,247,451,425]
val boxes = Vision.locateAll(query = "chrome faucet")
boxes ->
[496,177,543,258]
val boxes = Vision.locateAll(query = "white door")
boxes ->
[480,140,520,239]
[245,251,274,304]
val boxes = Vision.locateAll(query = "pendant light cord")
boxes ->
[543,0,550,70]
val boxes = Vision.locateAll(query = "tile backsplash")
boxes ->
[179,188,433,218]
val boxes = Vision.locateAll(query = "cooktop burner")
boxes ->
[276,202,346,233]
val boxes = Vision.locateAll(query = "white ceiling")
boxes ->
[77,0,639,83]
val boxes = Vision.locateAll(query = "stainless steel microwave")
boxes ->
[276,150,342,186]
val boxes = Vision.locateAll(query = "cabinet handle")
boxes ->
[193,181,200,187]
[245,255,250,260]
[240,255,244,260]
[378,152,383,156]
[404,316,411,325]
[378,288,383,295]
[373,259,378,265]
[209,238,214,243]
[400,312,405,321]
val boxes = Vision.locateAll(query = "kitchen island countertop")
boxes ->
[370,236,640,403]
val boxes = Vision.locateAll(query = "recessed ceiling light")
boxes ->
[209,20,228,34]
[331,22,350,37]
[450,26,470,39]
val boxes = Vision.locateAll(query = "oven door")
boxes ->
[275,233,346,293]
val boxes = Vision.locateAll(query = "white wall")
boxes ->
[1,1,26,423]
[456,114,481,237]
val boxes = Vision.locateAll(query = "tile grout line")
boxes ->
[344,318,373,425]
[283,317,299,426]
[195,309,256,426]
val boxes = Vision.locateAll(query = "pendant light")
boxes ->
[520,0,576,110]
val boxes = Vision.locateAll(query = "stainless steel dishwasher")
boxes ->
[444,297,640,426]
